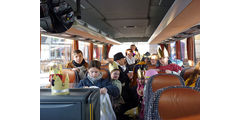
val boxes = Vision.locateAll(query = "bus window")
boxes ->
[40,35,72,87]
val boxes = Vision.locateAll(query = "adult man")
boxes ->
[111,52,139,120]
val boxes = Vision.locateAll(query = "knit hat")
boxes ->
[114,52,125,61]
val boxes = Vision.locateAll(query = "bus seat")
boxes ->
[100,63,109,69]
[100,68,110,80]
[101,59,109,65]
[147,86,200,120]
[62,69,76,83]
[195,77,200,88]
[180,67,194,81]
[107,58,114,63]
[144,74,185,119]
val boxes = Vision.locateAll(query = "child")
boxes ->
[65,50,88,82]
[109,62,125,118]
[77,60,119,97]
[139,69,158,120]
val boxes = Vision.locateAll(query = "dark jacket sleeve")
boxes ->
[77,79,85,88]
[104,79,120,97]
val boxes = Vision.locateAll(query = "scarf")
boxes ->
[87,73,103,84]
[115,61,126,72]
[73,59,86,67]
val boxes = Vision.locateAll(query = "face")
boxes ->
[150,59,157,65]
[117,58,126,66]
[111,70,120,80]
[160,57,169,66]
[127,52,133,58]
[131,46,136,51]
[88,67,100,78]
[73,53,83,64]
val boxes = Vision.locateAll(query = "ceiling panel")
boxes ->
[87,0,150,19]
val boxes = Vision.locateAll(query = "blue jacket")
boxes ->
[77,77,120,97]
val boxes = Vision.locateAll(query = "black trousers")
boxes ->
[116,85,139,120]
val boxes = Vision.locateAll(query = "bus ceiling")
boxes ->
[148,0,200,44]
[41,0,199,44]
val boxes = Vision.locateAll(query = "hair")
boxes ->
[150,54,159,60]
[186,61,200,86]
[125,49,133,56]
[73,50,83,55]
[88,60,101,70]
[130,44,138,51]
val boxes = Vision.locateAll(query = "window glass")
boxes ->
[40,35,72,87]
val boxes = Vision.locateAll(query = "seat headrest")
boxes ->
[158,87,200,120]
[151,74,185,92]
[100,63,109,70]
[99,69,110,80]
[62,69,76,83]
[181,67,195,80]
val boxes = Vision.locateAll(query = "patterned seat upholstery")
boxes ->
[195,77,200,88]
[144,74,185,119]
[147,86,200,120]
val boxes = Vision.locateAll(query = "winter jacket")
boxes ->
[77,76,120,97]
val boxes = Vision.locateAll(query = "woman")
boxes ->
[125,49,136,71]
[185,61,200,87]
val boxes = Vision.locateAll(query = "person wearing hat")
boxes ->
[157,47,182,75]
[109,62,125,119]
[112,52,139,120]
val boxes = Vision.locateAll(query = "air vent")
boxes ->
[124,26,136,28]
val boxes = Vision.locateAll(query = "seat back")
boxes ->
[100,63,109,69]
[195,77,200,88]
[147,86,200,120]
[62,69,76,83]
[180,67,194,81]
[144,74,185,119]
[99,68,110,80]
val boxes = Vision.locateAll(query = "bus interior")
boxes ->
[40,0,200,120]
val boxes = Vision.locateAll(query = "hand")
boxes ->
[72,68,80,72]
[165,70,172,74]
[100,88,108,94]
[83,86,89,88]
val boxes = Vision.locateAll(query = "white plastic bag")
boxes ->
[100,93,116,120]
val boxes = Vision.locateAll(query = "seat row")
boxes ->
[144,72,200,120]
